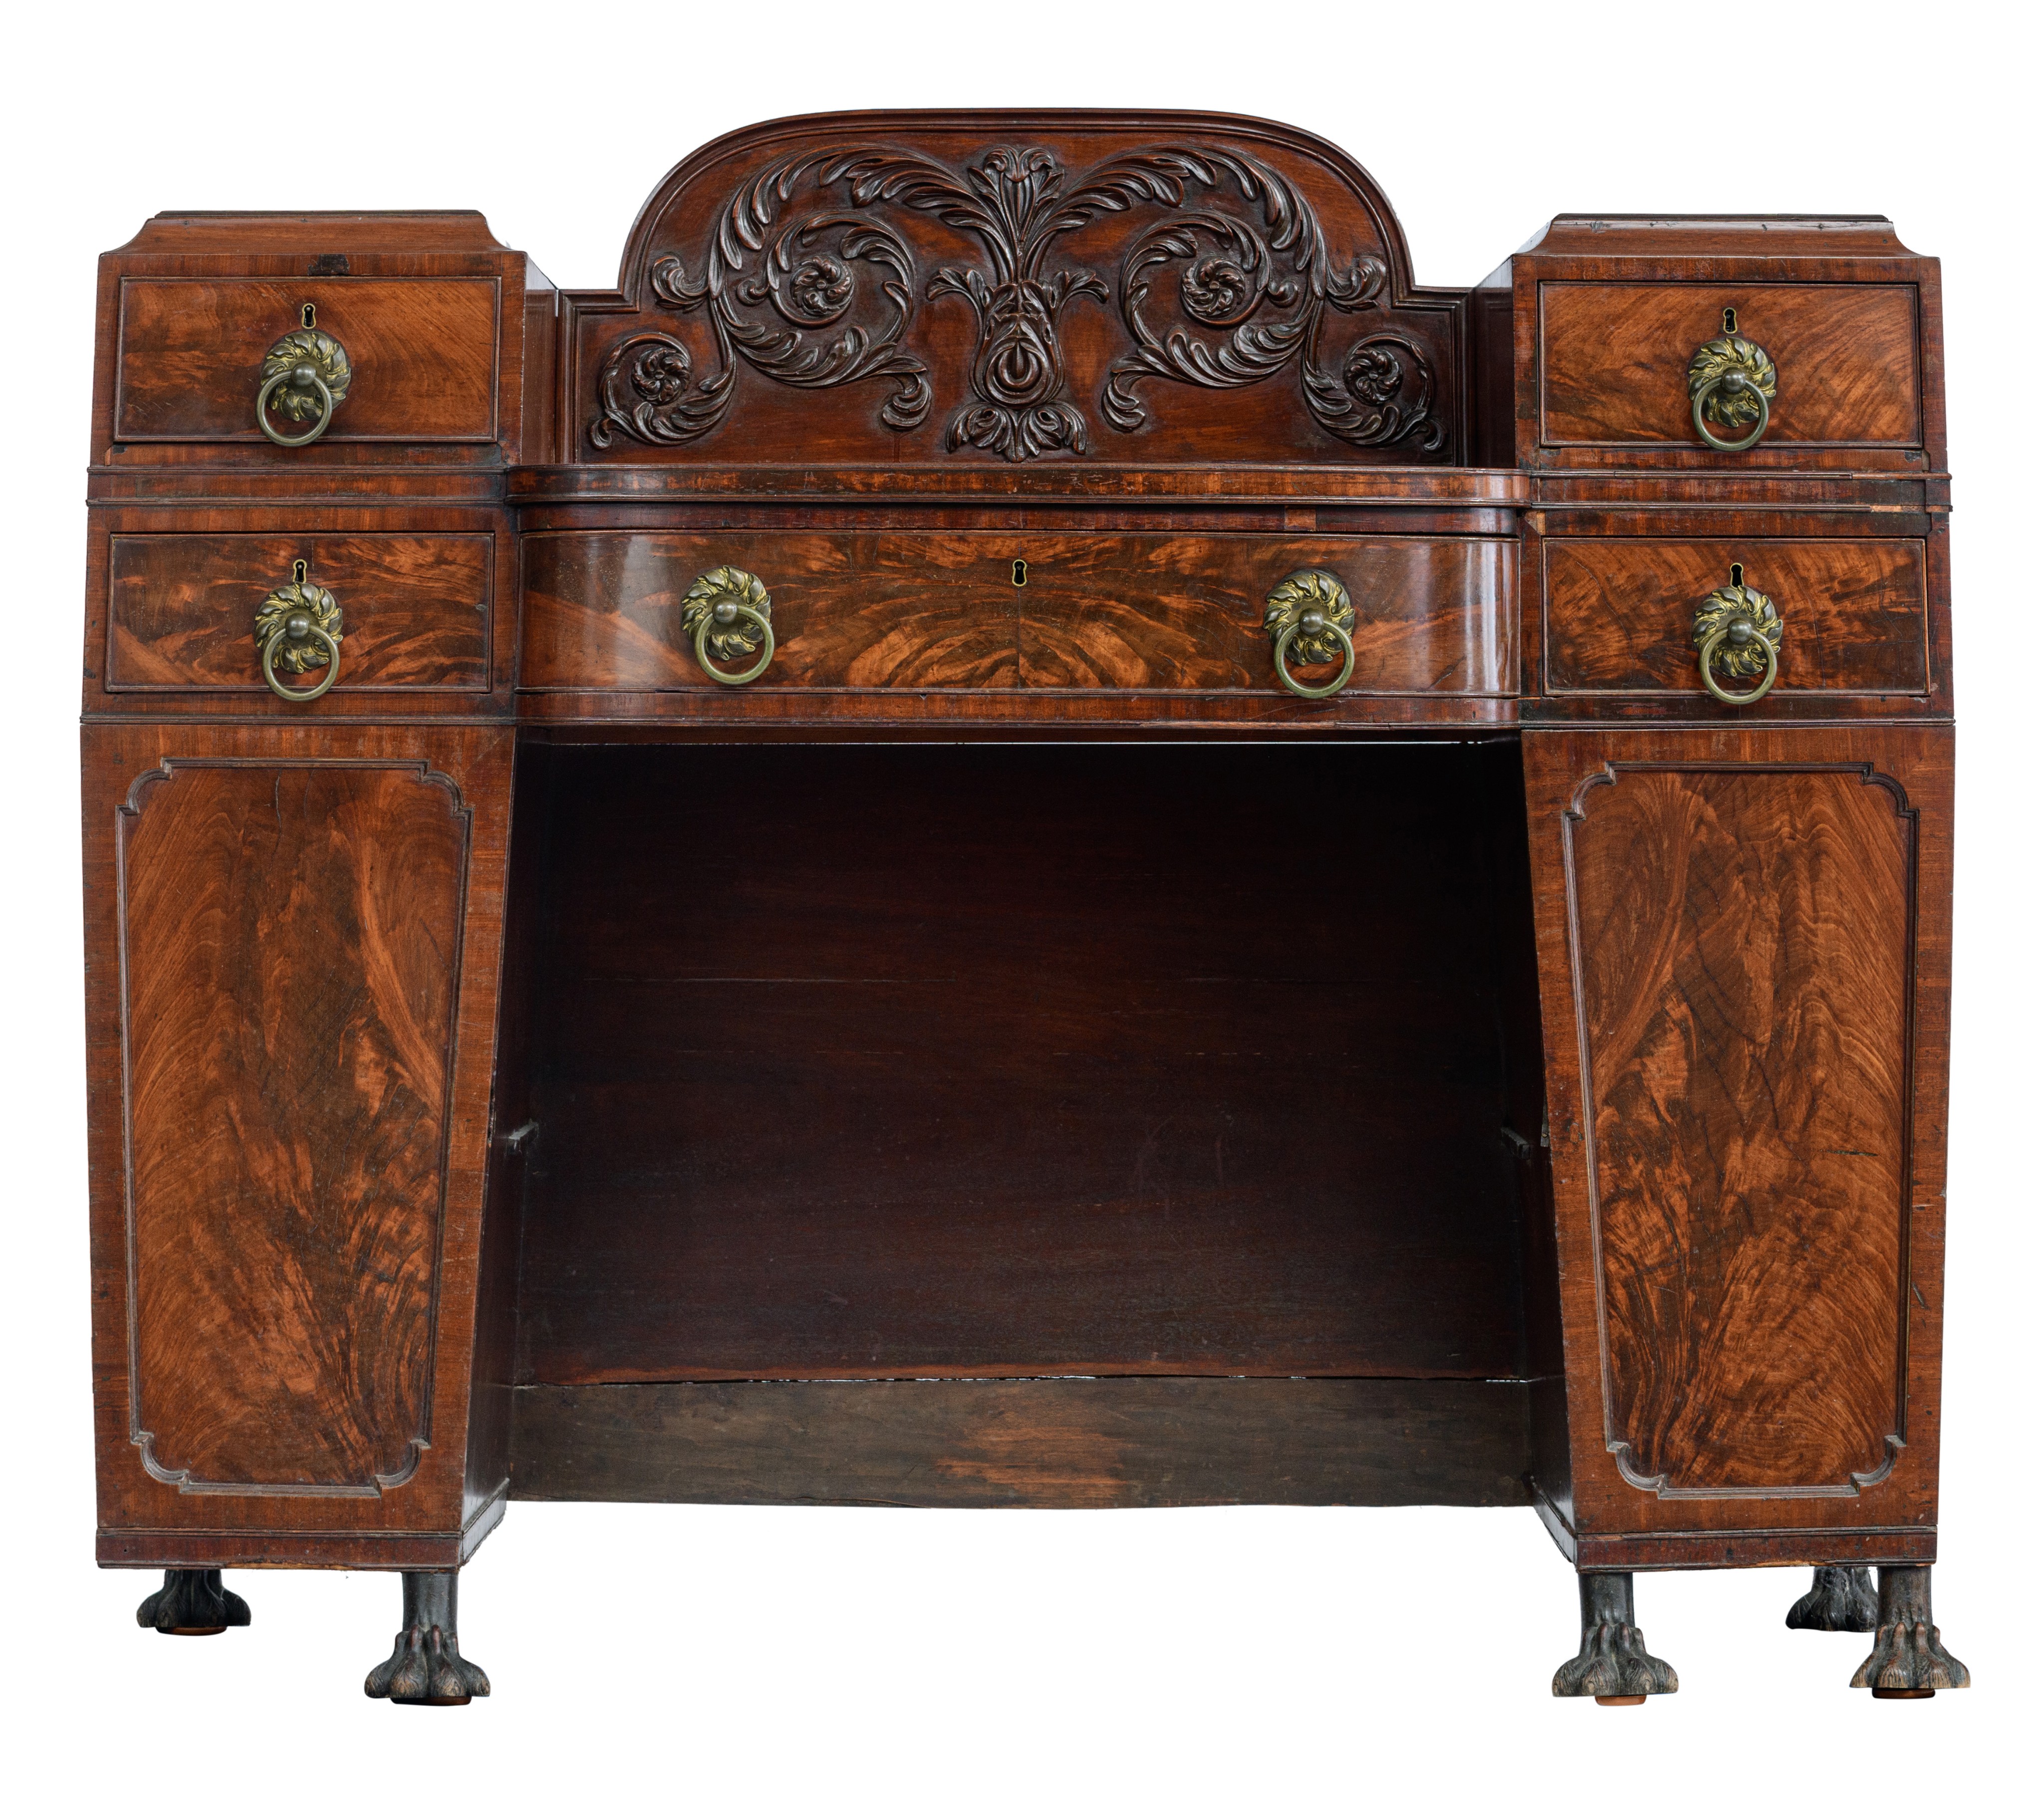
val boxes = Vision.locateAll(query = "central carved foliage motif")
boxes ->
[590,143,1444,459]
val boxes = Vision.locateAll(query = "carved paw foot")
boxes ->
[365,1570,489,1706]
[1787,1565,1879,1632]
[1553,1571,1677,1704]
[136,1569,251,1636]
[1851,1566,1969,1699]
[365,1620,491,1705]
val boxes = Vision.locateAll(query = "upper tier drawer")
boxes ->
[114,278,500,445]
[106,531,491,696]
[1539,282,1921,454]
[1542,534,1928,703]
[519,530,1515,700]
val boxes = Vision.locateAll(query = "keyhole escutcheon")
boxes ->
[1012,559,1028,587]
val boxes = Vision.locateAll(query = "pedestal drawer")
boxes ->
[1542,536,1928,700]
[519,529,1515,698]
[114,277,500,445]
[106,531,492,694]
[1539,282,1922,453]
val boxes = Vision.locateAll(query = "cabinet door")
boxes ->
[83,725,513,1564]
[1522,727,1951,1567]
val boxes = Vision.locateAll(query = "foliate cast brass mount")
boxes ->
[682,565,775,686]
[256,307,352,447]
[253,559,345,702]
[1686,307,1776,451]
[1691,564,1783,706]
[1263,568,1356,699]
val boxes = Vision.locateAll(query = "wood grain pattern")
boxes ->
[107,532,490,691]
[1539,283,1920,448]
[511,741,1538,1382]
[117,757,470,1492]
[520,529,1513,695]
[519,529,1019,689]
[1019,533,1513,692]
[511,1377,1534,1508]
[114,278,500,442]
[1566,761,1913,1493]
[1543,536,1927,696]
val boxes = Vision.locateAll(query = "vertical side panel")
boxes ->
[119,761,468,1494]
[85,726,514,1562]
[1523,727,1950,1561]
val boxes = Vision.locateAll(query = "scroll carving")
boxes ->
[590,143,1443,460]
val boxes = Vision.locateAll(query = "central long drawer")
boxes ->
[518,529,1516,696]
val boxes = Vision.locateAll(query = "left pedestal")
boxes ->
[83,724,516,1574]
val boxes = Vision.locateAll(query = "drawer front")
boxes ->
[114,278,499,443]
[107,532,491,692]
[1543,537,1927,697]
[520,530,1515,697]
[1540,282,1921,449]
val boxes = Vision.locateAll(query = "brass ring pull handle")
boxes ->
[1686,317,1777,453]
[256,326,352,448]
[1263,568,1356,700]
[1691,570,1783,706]
[253,564,345,702]
[682,566,775,687]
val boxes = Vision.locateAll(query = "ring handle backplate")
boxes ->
[1263,567,1357,701]
[682,566,776,687]
[256,327,352,448]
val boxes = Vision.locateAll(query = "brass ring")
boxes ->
[260,622,341,702]
[1692,377,1770,452]
[1697,622,1778,706]
[1273,620,1355,700]
[691,602,775,687]
[256,369,336,448]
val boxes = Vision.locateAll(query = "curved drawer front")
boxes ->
[1540,282,1921,451]
[1543,535,1927,698]
[519,530,1515,697]
[107,531,491,692]
[114,277,500,444]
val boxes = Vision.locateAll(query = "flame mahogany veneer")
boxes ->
[78,113,1960,1702]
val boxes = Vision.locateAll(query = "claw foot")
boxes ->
[1851,1566,1969,1699]
[136,1569,251,1636]
[1788,1565,1879,1632]
[365,1570,488,1705]
[1553,1571,1677,1704]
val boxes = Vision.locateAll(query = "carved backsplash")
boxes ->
[574,116,1455,464]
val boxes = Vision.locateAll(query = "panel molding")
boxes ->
[1560,759,1918,1500]
[115,757,473,1497]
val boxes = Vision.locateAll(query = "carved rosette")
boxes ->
[590,142,1443,461]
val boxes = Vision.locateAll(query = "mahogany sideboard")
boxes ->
[80,110,1966,1705]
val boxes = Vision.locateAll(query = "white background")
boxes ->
[3,3,2036,1789]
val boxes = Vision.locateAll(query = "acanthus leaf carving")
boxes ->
[590,141,1445,460]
